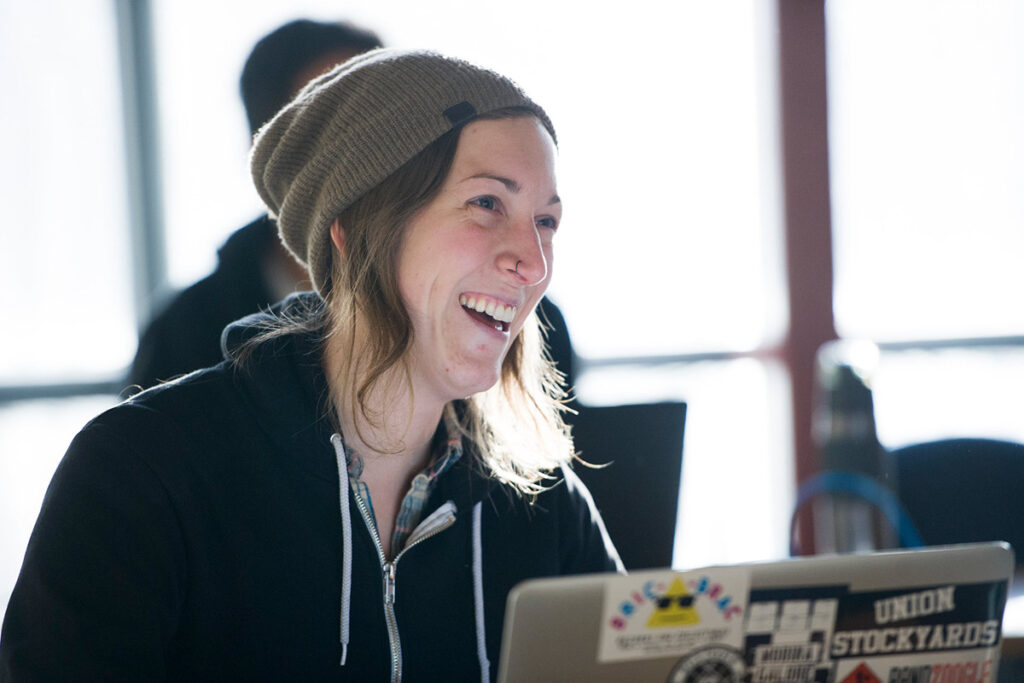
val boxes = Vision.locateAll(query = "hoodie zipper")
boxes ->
[352,489,456,683]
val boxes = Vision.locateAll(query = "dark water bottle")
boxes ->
[811,340,897,553]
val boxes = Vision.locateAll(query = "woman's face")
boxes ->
[397,115,560,403]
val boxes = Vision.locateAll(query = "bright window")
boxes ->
[0,0,136,383]
[827,0,1024,447]
[579,359,793,568]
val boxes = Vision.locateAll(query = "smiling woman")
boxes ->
[0,49,620,682]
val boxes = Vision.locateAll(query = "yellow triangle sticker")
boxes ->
[647,577,700,628]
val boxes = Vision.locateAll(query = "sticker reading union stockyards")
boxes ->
[742,579,1007,683]
[827,580,1006,683]
[599,568,750,663]
[829,582,1005,660]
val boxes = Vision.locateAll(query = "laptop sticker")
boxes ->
[840,662,881,683]
[745,580,1006,683]
[666,644,747,682]
[599,568,751,663]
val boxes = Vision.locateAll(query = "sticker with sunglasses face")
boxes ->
[599,569,750,663]
[648,579,699,628]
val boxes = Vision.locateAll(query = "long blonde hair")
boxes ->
[323,109,573,494]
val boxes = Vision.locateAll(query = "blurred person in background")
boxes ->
[128,19,383,389]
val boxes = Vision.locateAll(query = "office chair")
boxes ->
[892,438,1024,562]
[566,401,687,570]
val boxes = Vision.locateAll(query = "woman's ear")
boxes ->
[329,218,347,257]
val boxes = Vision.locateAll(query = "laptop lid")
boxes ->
[498,542,1013,683]
[568,401,687,570]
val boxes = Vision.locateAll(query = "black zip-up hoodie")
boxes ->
[0,295,620,682]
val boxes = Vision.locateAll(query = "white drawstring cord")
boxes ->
[330,433,353,666]
[472,501,490,683]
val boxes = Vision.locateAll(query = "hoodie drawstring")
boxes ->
[472,501,490,683]
[330,433,353,666]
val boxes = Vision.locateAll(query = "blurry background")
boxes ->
[1,0,1022,615]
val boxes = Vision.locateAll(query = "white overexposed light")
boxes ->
[0,0,136,383]
[827,0,1024,342]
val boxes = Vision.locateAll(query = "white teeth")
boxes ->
[495,305,517,323]
[460,296,517,325]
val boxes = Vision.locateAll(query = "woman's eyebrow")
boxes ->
[467,172,521,193]
[465,173,561,205]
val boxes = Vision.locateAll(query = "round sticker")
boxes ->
[667,645,746,683]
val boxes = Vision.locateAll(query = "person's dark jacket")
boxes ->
[0,294,619,682]
[129,215,577,392]
[128,215,279,389]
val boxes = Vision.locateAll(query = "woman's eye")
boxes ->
[470,196,498,211]
[536,216,559,231]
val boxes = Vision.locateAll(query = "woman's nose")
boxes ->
[500,222,548,286]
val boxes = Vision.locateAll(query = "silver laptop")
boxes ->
[498,542,1013,683]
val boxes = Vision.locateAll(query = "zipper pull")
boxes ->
[384,561,397,606]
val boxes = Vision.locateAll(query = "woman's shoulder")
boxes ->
[80,322,329,479]
[117,292,327,444]
[120,364,244,429]
[73,367,248,469]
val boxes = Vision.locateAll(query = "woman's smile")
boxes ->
[459,293,519,333]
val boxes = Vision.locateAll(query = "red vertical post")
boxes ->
[776,0,839,554]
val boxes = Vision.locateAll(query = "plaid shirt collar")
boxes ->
[343,411,463,557]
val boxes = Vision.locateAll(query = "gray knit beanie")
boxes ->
[250,47,556,295]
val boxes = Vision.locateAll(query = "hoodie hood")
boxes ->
[220,290,326,359]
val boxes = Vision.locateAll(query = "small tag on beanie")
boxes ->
[444,101,477,127]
